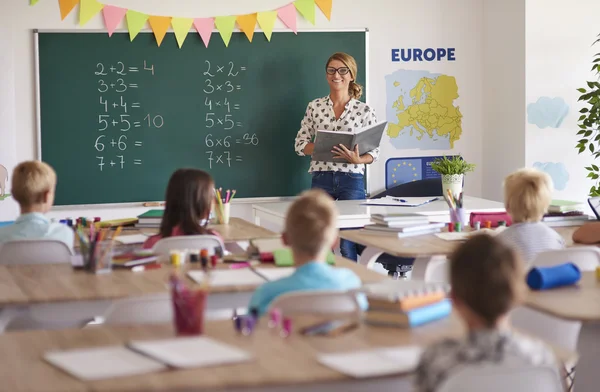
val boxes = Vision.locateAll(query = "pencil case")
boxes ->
[526,263,581,290]
[469,212,511,228]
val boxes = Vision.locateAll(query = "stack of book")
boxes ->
[543,200,591,227]
[136,209,163,228]
[362,281,451,327]
[363,213,445,237]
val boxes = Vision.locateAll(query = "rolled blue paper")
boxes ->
[407,298,452,327]
[526,263,581,290]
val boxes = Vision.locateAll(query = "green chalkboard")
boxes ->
[37,30,367,205]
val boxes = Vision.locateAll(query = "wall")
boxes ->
[1,0,484,222]
[526,0,598,204]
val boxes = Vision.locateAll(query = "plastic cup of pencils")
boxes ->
[172,289,207,336]
[91,240,113,274]
[216,203,231,225]
[449,208,467,226]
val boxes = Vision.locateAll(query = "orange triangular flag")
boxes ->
[148,16,171,46]
[315,0,332,20]
[236,13,257,42]
[58,0,79,20]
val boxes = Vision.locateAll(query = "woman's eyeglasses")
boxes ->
[326,67,350,75]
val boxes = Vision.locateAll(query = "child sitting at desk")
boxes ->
[497,168,564,264]
[572,222,600,244]
[248,189,367,316]
[143,168,222,249]
[0,161,73,250]
[415,234,561,392]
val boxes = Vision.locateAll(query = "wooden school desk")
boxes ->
[340,226,579,279]
[252,196,505,229]
[0,256,386,310]
[0,313,575,392]
[524,271,600,392]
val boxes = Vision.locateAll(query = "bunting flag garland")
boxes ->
[315,0,332,20]
[58,0,79,20]
[30,0,40,5]
[125,10,148,42]
[236,13,257,42]
[44,0,333,47]
[215,16,236,47]
[256,11,278,41]
[171,17,194,48]
[102,5,127,37]
[148,16,171,47]
[194,18,215,48]
[293,0,315,25]
[79,0,104,26]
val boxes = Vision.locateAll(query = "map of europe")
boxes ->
[385,70,462,150]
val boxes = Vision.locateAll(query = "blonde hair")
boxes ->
[285,189,338,257]
[11,161,57,208]
[503,168,553,222]
[326,52,362,100]
[450,234,526,327]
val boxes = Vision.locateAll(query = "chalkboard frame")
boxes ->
[34,28,370,208]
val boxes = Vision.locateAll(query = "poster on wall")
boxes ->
[0,28,19,222]
[385,155,453,189]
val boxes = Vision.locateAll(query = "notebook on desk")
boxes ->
[312,121,387,162]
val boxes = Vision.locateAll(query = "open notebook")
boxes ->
[44,337,253,381]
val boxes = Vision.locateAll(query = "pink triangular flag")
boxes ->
[102,5,127,37]
[193,17,214,48]
[277,3,297,34]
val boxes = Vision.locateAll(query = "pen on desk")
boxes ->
[229,262,251,269]
[391,197,407,202]
[132,264,162,272]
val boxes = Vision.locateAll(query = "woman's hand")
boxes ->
[332,144,372,164]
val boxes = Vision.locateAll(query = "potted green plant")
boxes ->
[430,155,476,196]
[576,34,600,196]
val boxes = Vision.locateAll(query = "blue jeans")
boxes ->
[311,171,366,261]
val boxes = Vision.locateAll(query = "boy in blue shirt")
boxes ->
[0,161,73,251]
[248,189,366,315]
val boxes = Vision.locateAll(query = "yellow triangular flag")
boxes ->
[79,0,104,26]
[30,0,40,5]
[149,16,171,46]
[126,10,148,41]
[171,17,193,48]
[236,13,257,42]
[215,16,236,47]
[314,0,332,20]
[294,0,316,24]
[257,11,277,41]
[58,0,79,20]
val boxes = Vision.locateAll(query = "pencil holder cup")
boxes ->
[171,280,207,336]
[83,240,113,274]
[216,203,231,225]
[450,208,467,226]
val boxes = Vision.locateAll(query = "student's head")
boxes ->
[283,189,338,260]
[326,52,362,100]
[449,234,526,328]
[503,168,553,223]
[160,168,215,237]
[11,160,57,213]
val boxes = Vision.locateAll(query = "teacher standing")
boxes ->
[294,52,379,262]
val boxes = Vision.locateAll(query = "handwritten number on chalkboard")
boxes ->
[95,135,106,152]
[96,156,105,171]
[223,98,230,113]
[95,63,107,76]
[116,79,127,93]
[206,113,215,128]
[204,79,214,94]
[205,97,212,110]
[224,115,234,130]
[144,114,164,128]
[98,115,109,131]
[98,79,108,92]
[228,62,238,77]
[144,61,154,76]
[225,81,234,93]
[118,135,127,151]
[120,114,131,131]
[117,155,125,169]
[205,134,214,148]
[116,62,126,75]
[100,96,107,112]
[206,151,213,169]
[203,60,215,77]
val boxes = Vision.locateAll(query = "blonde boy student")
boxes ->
[497,168,564,264]
[415,234,562,392]
[0,161,73,251]
[248,189,367,316]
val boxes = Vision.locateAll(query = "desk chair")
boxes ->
[510,247,600,389]
[368,179,443,278]
[0,239,110,332]
[437,364,563,392]
[152,235,224,256]
[268,290,362,318]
